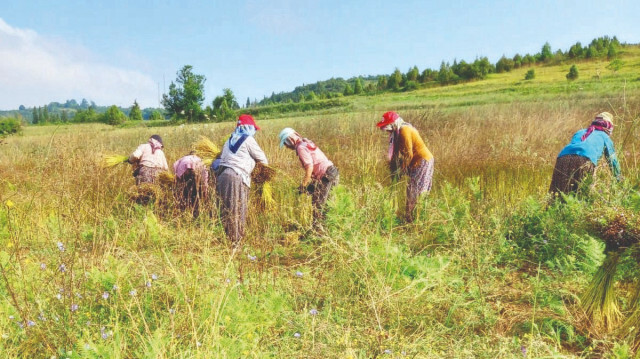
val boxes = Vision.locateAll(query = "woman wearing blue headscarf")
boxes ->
[216,114,268,245]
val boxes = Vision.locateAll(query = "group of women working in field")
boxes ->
[128,110,621,245]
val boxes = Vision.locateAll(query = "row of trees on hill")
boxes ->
[258,36,622,106]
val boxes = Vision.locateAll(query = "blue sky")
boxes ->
[0,0,638,110]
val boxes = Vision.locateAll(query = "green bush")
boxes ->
[524,69,535,80]
[0,117,22,136]
[566,65,579,81]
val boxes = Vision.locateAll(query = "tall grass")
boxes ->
[0,78,639,357]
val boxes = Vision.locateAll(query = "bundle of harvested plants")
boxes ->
[580,251,622,331]
[101,154,129,168]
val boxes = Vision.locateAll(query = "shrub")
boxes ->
[524,69,535,80]
[0,117,22,136]
[566,65,579,81]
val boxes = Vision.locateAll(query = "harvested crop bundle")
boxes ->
[599,213,640,251]
[260,182,276,209]
[157,171,176,186]
[580,252,622,331]
[252,162,276,184]
[194,136,220,160]
[101,154,129,168]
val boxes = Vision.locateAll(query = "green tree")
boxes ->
[343,83,354,96]
[540,42,553,62]
[387,68,402,90]
[407,66,419,82]
[162,65,206,122]
[61,110,68,123]
[32,107,39,125]
[566,65,579,81]
[354,78,364,95]
[246,97,251,108]
[149,110,164,121]
[377,75,387,90]
[103,105,127,126]
[524,69,535,80]
[129,100,143,121]
[306,91,318,101]
[42,106,49,123]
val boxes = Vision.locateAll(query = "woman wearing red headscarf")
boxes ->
[549,112,621,197]
[377,111,434,222]
[215,114,268,245]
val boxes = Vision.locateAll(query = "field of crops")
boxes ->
[1,52,640,357]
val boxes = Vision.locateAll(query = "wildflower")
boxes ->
[112,284,119,291]
[309,309,318,316]
[145,281,152,288]
[384,349,392,355]
[169,308,175,315]
[38,313,46,321]
[521,345,527,357]
[76,293,83,299]
[70,304,78,312]
[8,315,14,320]
[543,240,548,244]
[5,200,14,208]
[84,343,91,350]
[129,289,137,296]
[58,264,66,273]
[102,292,109,300]
[225,278,231,284]
[102,332,108,340]
[56,294,62,300]
[248,254,257,261]
[40,263,46,270]
[295,271,303,278]
[151,274,158,280]
[196,341,202,347]
[293,332,301,338]
[56,242,65,252]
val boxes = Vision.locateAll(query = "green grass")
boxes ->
[0,46,639,357]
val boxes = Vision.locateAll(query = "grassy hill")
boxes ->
[0,45,639,357]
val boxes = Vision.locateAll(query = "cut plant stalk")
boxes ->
[580,251,622,331]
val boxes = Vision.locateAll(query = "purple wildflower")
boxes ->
[248,254,257,261]
[102,332,108,340]
[145,281,152,288]
[521,345,527,357]
[58,264,66,273]
[70,304,78,312]
[27,320,35,327]
[112,284,119,291]
[151,274,158,280]
[56,242,65,252]
[309,309,318,316]
[129,289,137,296]
[293,332,301,338]
[40,263,46,270]
[8,315,14,320]
[384,349,392,355]
[102,292,109,300]
[295,271,303,278]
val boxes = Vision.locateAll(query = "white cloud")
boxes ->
[0,18,158,110]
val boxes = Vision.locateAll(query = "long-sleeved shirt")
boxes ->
[393,125,434,171]
[130,143,168,170]
[558,129,621,178]
[295,140,334,180]
[218,136,268,187]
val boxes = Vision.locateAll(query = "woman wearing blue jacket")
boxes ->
[549,112,621,196]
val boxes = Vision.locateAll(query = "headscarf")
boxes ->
[228,124,257,153]
[148,136,163,154]
[581,112,614,141]
[386,117,407,161]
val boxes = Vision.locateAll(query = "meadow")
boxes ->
[1,51,640,358]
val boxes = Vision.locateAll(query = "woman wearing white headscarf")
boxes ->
[216,114,268,245]
[278,127,339,231]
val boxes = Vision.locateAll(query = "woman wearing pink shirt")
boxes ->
[129,135,169,185]
[279,127,339,231]
[173,153,209,218]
